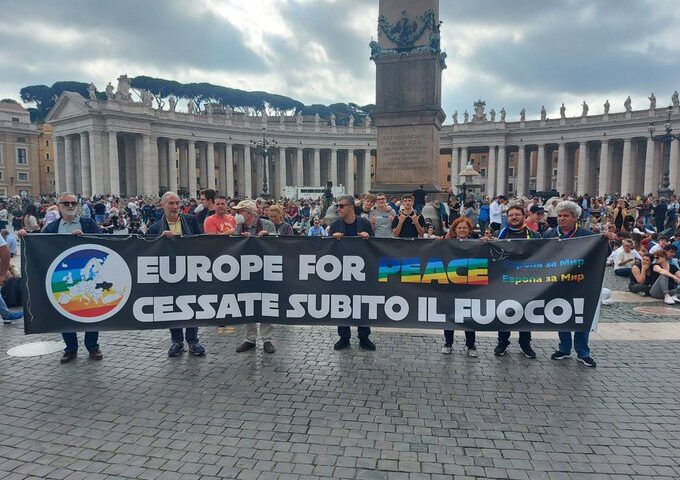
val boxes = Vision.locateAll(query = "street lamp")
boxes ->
[250,127,278,197]
[649,105,680,199]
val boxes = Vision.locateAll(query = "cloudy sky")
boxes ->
[1,0,679,121]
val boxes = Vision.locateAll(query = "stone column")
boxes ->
[450,146,460,192]
[330,148,338,186]
[225,144,234,197]
[135,136,145,195]
[296,148,304,186]
[487,146,497,198]
[644,137,656,194]
[64,135,75,192]
[363,149,372,194]
[179,142,188,191]
[516,145,527,196]
[243,146,252,198]
[536,145,547,192]
[312,148,321,186]
[168,139,178,193]
[598,141,610,196]
[107,132,120,195]
[207,142,216,190]
[188,140,197,197]
[89,132,104,195]
[577,141,588,195]
[79,133,91,197]
[148,136,159,195]
[670,140,679,191]
[278,147,287,195]
[198,143,207,189]
[556,143,567,194]
[497,146,507,195]
[461,146,469,167]
[620,138,632,195]
[346,149,354,195]
[158,139,168,190]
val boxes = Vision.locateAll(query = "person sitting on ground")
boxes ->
[613,239,638,277]
[648,248,680,305]
[649,235,669,255]
[629,254,654,296]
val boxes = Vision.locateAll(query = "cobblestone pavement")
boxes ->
[1,269,679,479]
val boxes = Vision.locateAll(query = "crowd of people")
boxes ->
[7,186,680,369]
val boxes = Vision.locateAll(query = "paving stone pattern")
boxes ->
[0,273,679,479]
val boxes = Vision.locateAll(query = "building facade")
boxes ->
[0,100,40,197]
[45,84,680,198]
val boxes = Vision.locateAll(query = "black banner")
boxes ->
[22,234,607,334]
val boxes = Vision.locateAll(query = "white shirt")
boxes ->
[489,201,502,224]
[607,245,642,264]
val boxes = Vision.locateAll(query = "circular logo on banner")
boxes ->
[45,244,132,323]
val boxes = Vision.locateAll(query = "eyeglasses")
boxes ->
[336,204,351,209]
[59,201,78,207]
[376,198,386,201]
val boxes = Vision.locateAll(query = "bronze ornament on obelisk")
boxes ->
[371,0,447,194]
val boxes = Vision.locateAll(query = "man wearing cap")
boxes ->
[329,194,376,351]
[148,191,207,358]
[233,199,278,354]
[526,204,547,234]
[494,205,538,359]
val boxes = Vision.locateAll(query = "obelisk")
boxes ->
[371,0,446,193]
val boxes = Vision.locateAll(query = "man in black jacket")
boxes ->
[148,191,206,357]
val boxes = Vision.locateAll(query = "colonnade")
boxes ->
[55,131,373,198]
[451,137,680,198]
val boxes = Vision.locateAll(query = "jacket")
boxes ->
[42,216,102,234]
[147,214,202,236]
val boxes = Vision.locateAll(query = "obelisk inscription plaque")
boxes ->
[371,0,446,192]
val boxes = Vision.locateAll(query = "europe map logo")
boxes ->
[45,245,132,323]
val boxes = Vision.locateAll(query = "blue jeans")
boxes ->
[62,332,99,352]
[170,327,198,344]
[0,293,12,318]
[95,214,106,223]
[558,332,590,358]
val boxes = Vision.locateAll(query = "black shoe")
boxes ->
[188,342,206,356]
[577,356,597,367]
[551,350,571,360]
[520,345,537,359]
[263,341,276,354]
[359,337,376,351]
[494,343,508,356]
[168,342,185,357]
[236,341,256,353]
[60,351,77,364]
[334,338,350,350]
[88,349,103,360]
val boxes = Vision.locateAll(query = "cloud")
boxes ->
[1,0,679,123]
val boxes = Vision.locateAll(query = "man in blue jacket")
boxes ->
[30,193,104,363]
[543,200,597,367]
[148,191,206,357]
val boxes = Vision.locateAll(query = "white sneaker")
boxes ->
[467,347,478,358]
[637,291,647,297]
[601,298,615,305]
[664,294,675,305]
[671,295,680,303]
[441,345,452,354]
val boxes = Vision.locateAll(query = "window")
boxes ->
[16,148,27,165]
[11,117,19,122]
[0,171,4,180]
[446,161,451,168]
[16,136,26,143]
[480,168,487,177]
[508,167,515,177]
[446,174,451,182]
[18,172,28,181]
[552,169,558,176]
[46,153,50,160]
[508,183,514,192]
[46,140,50,147]
[46,166,51,173]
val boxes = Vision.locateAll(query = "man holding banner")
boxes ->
[232,199,278,354]
[36,193,104,363]
[544,201,597,367]
[329,194,376,351]
[148,191,207,358]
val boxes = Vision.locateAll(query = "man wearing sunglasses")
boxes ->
[39,193,104,363]
[328,195,376,351]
